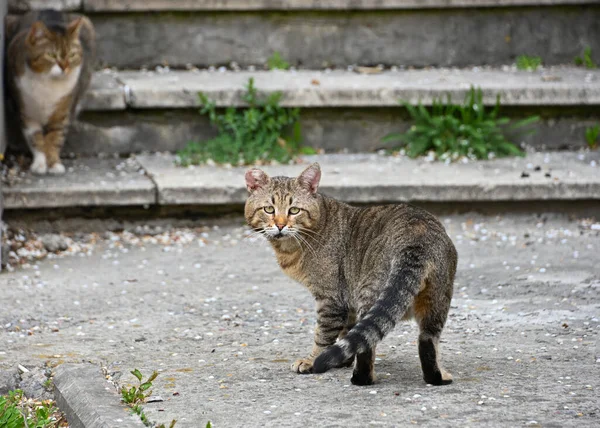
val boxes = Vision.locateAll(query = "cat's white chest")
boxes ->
[16,65,81,126]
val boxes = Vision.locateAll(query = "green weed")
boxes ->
[267,51,290,70]
[0,389,65,427]
[178,78,308,166]
[382,87,539,161]
[585,125,599,149]
[575,47,596,69]
[121,369,177,428]
[516,55,542,71]
[43,378,53,390]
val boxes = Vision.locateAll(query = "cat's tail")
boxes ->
[313,251,425,374]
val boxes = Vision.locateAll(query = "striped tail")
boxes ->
[313,257,424,374]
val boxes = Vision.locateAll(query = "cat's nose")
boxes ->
[275,223,285,231]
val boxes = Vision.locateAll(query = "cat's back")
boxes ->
[348,203,454,253]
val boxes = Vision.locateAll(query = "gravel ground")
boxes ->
[0,213,599,427]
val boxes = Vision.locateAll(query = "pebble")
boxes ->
[40,234,69,253]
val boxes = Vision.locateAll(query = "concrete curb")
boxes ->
[81,68,600,112]
[53,364,144,428]
[3,151,599,210]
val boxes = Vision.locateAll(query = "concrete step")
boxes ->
[60,68,600,156]
[8,1,600,69]
[3,151,599,211]
[15,0,599,12]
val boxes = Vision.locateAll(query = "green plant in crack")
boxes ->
[575,47,596,69]
[122,369,177,428]
[0,389,64,428]
[516,55,542,71]
[267,51,290,70]
[382,87,539,161]
[178,78,313,166]
[585,125,599,149]
[43,378,53,391]
[0,390,23,428]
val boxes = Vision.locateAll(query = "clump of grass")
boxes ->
[575,47,596,69]
[516,55,542,71]
[0,389,66,427]
[585,125,599,149]
[178,78,313,166]
[267,51,290,70]
[121,369,177,428]
[382,87,539,161]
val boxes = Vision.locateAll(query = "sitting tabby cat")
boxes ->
[5,9,95,174]
[245,163,457,386]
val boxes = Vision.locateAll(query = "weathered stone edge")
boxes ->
[155,183,600,206]
[5,178,600,210]
[2,187,156,209]
[84,69,600,112]
[11,0,598,12]
[5,154,600,210]
[53,364,144,428]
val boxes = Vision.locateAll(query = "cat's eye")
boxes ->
[289,207,300,215]
[264,206,275,214]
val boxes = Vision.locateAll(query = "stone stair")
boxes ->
[66,67,600,156]
[12,0,600,69]
[4,152,600,211]
[3,0,600,213]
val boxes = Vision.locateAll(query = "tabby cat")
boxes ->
[5,9,95,175]
[245,163,457,386]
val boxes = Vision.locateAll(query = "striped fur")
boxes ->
[245,163,457,386]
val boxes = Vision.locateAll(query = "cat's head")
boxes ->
[245,163,322,241]
[24,18,85,77]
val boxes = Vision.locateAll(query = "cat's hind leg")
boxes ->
[291,300,348,374]
[414,282,453,385]
[351,346,376,386]
[336,310,356,368]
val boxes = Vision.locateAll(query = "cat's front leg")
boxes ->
[44,108,70,175]
[23,124,48,175]
[291,299,347,374]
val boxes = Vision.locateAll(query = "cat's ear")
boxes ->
[245,168,270,193]
[297,163,321,194]
[27,21,49,45]
[67,17,84,38]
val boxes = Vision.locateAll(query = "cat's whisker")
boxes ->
[244,229,267,240]
[291,231,319,259]
[295,227,326,243]
[295,226,324,238]
[294,227,324,249]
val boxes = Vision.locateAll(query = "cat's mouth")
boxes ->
[267,231,291,241]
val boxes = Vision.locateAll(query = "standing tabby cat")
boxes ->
[5,9,95,174]
[245,163,457,386]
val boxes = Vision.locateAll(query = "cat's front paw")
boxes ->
[30,156,48,175]
[48,163,66,175]
[291,358,314,374]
